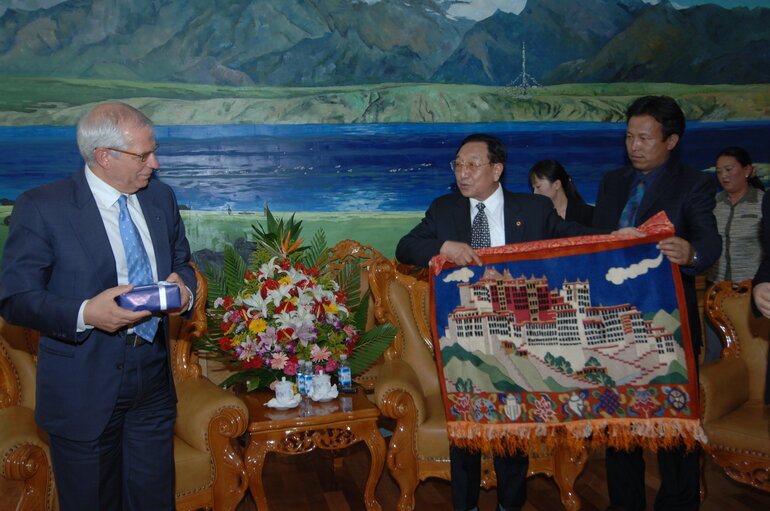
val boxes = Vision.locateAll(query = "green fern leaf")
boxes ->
[349,323,397,375]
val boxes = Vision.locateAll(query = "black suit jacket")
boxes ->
[593,160,721,351]
[751,192,770,403]
[565,199,594,226]
[396,189,602,268]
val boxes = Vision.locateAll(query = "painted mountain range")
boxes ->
[0,0,767,86]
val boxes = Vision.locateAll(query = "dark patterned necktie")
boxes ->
[618,178,646,228]
[118,195,158,343]
[471,202,491,249]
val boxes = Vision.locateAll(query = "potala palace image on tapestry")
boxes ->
[440,267,688,393]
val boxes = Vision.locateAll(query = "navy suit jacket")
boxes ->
[396,189,602,268]
[753,192,770,286]
[592,160,721,350]
[0,169,195,441]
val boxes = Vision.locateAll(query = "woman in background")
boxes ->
[529,159,594,226]
[704,146,764,361]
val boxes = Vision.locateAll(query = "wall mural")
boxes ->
[0,0,768,261]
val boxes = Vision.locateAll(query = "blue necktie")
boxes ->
[118,195,158,343]
[618,179,646,228]
[471,202,491,249]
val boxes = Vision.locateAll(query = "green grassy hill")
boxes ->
[0,78,767,126]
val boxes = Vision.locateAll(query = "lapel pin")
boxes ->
[516,221,522,226]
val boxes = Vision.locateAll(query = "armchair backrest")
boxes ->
[0,316,39,355]
[323,239,387,328]
[371,257,439,397]
[705,280,770,402]
[171,263,208,382]
[0,330,36,410]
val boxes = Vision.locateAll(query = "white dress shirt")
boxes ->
[469,184,506,247]
[77,165,159,330]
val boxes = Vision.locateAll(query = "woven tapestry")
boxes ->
[429,213,705,454]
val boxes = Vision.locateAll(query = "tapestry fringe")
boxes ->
[447,418,707,456]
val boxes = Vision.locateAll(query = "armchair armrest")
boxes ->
[375,359,427,426]
[175,377,248,451]
[700,357,749,424]
[0,406,52,511]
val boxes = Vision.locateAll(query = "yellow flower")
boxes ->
[279,276,292,286]
[324,302,339,314]
[249,318,267,334]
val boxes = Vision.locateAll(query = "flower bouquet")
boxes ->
[196,207,396,391]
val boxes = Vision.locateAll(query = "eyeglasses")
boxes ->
[450,160,492,172]
[105,144,160,163]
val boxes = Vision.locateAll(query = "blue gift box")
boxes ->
[117,282,181,312]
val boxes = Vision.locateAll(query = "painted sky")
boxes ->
[1,0,767,19]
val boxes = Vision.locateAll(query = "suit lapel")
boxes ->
[69,170,119,289]
[636,161,678,224]
[503,192,526,244]
[453,195,472,244]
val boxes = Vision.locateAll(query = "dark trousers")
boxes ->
[48,335,176,511]
[606,445,701,511]
[450,445,527,511]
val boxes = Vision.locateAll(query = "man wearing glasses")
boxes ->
[396,133,609,511]
[0,102,195,510]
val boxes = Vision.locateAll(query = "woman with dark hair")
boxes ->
[529,159,594,226]
[704,146,765,361]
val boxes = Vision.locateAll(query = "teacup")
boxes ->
[274,377,296,405]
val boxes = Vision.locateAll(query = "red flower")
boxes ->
[244,270,257,281]
[275,300,296,314]
[242,357,264,369]
[217,336,231,351]
[260,279,281,298]
[277,328,295,343]
[222,296,235,309]
[334,290,348,304]
[278,259,291,270]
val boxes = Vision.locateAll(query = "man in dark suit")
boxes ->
[751,192,770,404]
[593,95,721,511]
[396,133,617,511]
[0,102,195,511]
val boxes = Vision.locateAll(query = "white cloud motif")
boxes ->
[605,251,664,285]
[443,267,475,283]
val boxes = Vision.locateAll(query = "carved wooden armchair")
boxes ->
[0,320,55,511]
[170,264,250,511]
[371,258,587,511]
[701,280,770,493]
[0,264,251,511]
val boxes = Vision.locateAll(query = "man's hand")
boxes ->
[440,240,483,266]
[83,285,152,333]
[753,282,770,318]
[657,236,694,266]
[611,227,645,237]
[165,272,192,315]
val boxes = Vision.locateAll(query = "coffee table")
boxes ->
[240,389,386,510]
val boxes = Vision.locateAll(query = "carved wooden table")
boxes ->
[241,390,386,510]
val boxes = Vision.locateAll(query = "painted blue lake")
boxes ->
[0,121,767,212]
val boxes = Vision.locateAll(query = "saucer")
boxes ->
[266,394,302,409]
[311,396,337,403]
